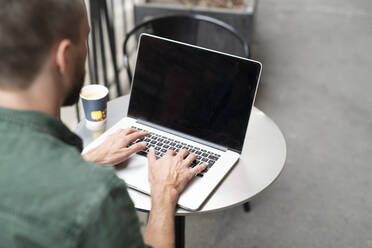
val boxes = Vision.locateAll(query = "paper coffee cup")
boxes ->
[80,84,109,131]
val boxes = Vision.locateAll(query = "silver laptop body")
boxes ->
[84,34,262,211]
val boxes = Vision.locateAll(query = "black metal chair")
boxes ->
[123,13,250,85]
[124,14,253,208]
[123,13,252,211]
[122,13,252,248]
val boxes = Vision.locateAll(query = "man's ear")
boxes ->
[55,39,72,75]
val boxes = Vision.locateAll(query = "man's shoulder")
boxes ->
[1,127,115,181]
[0,124,128,205]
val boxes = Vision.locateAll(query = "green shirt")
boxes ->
[0,107,150,248]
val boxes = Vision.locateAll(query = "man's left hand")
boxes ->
[83,128,149,166]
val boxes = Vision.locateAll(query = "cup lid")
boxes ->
[80,84,109,100]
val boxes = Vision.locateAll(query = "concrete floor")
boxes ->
[184,0,372,247]
[62,0,372,247]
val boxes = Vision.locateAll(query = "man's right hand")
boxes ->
[144,147,207,248]
[147,147,207,207]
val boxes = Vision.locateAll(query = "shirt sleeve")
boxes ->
[77,174,152,248]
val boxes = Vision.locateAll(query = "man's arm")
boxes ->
[83,128,207,247]
[144,148,207,248]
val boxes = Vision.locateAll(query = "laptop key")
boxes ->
[201,153,209,157]
[208,155,218,160]
[190,161,197,168]
[208,161,215,168]
[137,151,147,156]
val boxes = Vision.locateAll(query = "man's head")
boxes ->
[0,0,89,106]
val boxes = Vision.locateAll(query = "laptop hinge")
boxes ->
[136,119,228,152]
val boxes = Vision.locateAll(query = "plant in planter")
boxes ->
[177,0,247,9]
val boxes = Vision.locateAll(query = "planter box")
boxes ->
[133,0,256,56]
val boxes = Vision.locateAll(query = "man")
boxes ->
[0,0,207,247]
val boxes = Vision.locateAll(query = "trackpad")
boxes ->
[115,155,151,193]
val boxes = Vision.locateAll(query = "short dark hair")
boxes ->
[0,0,84,89]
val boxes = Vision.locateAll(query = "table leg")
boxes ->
[175,216,185,248]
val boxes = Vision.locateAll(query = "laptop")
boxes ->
[83,34,262,211]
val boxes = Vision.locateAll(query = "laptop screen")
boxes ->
[128,34,261,153]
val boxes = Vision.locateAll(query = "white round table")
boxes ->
[76,95,286,214]
[75,95,286,246]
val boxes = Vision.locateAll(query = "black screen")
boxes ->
[128,34,261,153]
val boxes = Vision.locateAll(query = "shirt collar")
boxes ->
[0,107,83,151]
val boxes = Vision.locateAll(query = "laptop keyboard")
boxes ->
[129,127,221,177]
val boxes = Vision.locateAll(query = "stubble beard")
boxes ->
[62,60,86,107]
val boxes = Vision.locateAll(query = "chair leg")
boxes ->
[102,0,122,96]
[89,0,99,84]
[243,202,251,212]
[97,2,109,90]
[75,104,81,122]
[87,42,95,84]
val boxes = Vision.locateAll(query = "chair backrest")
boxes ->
[123,14,250,84]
